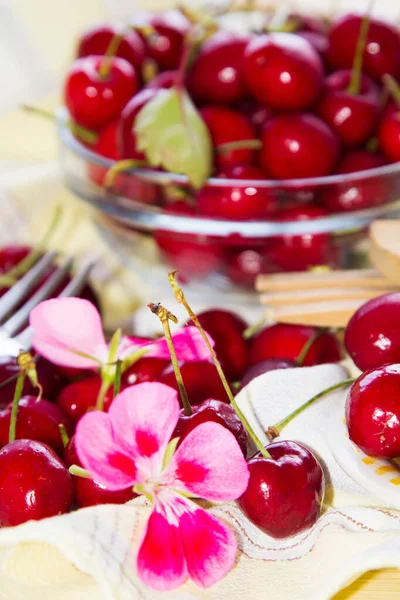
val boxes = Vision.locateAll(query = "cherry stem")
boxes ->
[168,270,272,459]
[266,378,356,440]
[296,328,328,367]
[103,159,148,189]
[58,424,70,448]
[383,74,400,111]
[365,136,379,152]
[21,104,98,145]
[69,465,91,479]
[113,360,122,398]
[243,316,265,340]
[216,139,262,154]
[98,31,124,80]
[148,302,193,416]
[347,11,371,96]
[96,379,111,412]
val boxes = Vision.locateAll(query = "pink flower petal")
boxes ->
[178,497,237,588]
[30,298,108,369]
[137,501,187,591]
[121,327,215,362]
[75,411,140,490]
[108,383,180,478]
[161,422,249,501]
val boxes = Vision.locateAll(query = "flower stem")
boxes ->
[266,378,356,440]
[168,271,271,458]
[347,10,371,95]
[9,371,25,443]
[96,379,111,411]
[296,328,328,367]
[148,302,193,416]
[114,360,122,397]
[58,424,70,448]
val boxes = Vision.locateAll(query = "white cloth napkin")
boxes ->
[0,364,399,600]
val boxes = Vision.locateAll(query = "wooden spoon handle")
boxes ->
[256,268,394,292]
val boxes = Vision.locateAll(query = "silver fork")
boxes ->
[0,252,95,358]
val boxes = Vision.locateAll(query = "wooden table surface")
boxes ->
[333,569,400,598]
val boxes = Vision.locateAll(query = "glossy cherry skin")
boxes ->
[188,31,250,105]
[269,205,334,272]
[297,31,329,61]
[93,119,120,159]
[64,437,136,508]
[260,114,340,179]
[378,104,400,163]
[65,56,138,130]
[197,165,277,221]
[145,69,177,90]
[327,14,400,82]
[238,440,324,538]
[250,323,341,367]
[321,151,389,213]
[238,358,296,392]
[174,399,248,456]
[345,292,400,371]
[122,356,170,386]
[117,88,157,159]
[243,33,324,111]
[316,70,380,148]
[192,309,249,381]
[56,375,114,425]
[200,106,258,169]
[0,396,72,455]
[238,101,272,136]
[0,440,74,526]
[132,9,190,70]
[77,23,146,72]
[346,364,400,459]
[159,361,231,405]
[226,246,274,289]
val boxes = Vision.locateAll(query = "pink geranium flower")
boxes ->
[29,297,214,370]
[75,382,249,590]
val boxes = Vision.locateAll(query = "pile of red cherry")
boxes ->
[0,243,399,542]
[60,7,400,284]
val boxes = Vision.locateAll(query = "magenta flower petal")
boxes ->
[178,498,237,588]
[75,411,140,490]
[108,383,180,477]
[137,500,188,591]
[161,422,249,501]
[121,327,215,362]
[30,298,108,369]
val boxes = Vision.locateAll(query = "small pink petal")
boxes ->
[121,327,215,362]
[161,422,249,501]
[30,298,108,369]
[137,501,188,591]
[75,411,140,490]
[178,498,237,588]
[108,383,180,478]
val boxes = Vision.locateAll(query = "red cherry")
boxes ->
[132,9,190,70]
[196,165,277,221]
[64,437,135,508]
[269,205,334,272]
[56,375,114,425]
[378,104,400,163]
[238,440,324,538]
[345,292,400,371]
[77,23,146,72]
[297,32,329,60]
[65,56,138,130]
[327,14,400,82]
[317,70,380,148]
[249,323,341,367]
[226,246,275,288]
[238,358,296,392]
[122,356,170,386]
[0,396,71,455]
[145,69,177,90]
[346,364,400,459]
[174,399,248,456]
[321,150,389,213]
[260,114,340,179]
[188,31,250,105]
[288,13,328,35]
[243,33,324,111]
[200,106,258,168]
[192,309,249,381]
[0,245,32,273]
[237,101,272,135]
[159,361,231,405]
[93,119,120,159]
[117,88,157,159]
[0,440,74,526]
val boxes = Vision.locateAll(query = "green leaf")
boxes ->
[134,87,213,189]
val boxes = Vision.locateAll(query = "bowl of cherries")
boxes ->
[57,4,400,297]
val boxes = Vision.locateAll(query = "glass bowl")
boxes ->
[57,111,400,302]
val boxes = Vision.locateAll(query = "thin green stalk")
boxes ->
[9,372,25,443]
[96,378,111,411]
[217,139,262,154]
[58,424,70,448]
[114,360,122,397]
[347,11,371,95]
[22,104,98,145]
[69,465,91,479]
[168,271,271,458]
[296,328,328,367]
[243,316,265,340]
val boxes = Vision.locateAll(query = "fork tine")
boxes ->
[15,261,96,350]
[1,257,74,337]
[0,251,57,322]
